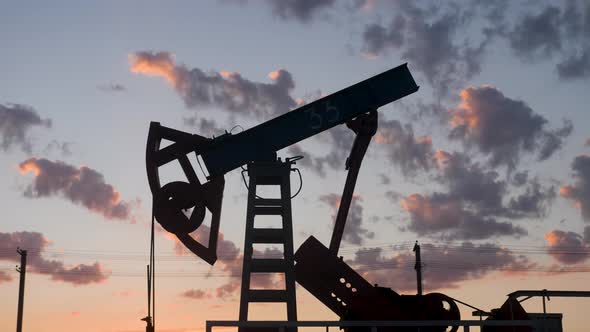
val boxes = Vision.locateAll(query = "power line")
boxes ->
[2,260,589,278]
[2,239,588,254]
[2,244,588,261]
[1,243,587,254]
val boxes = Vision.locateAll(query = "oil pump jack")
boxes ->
[145,64,460,332]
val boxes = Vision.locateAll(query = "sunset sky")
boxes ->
[1,1,590,331]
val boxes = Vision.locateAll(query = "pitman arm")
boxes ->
[329,110,378,255]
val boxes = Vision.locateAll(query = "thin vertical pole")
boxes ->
[151,202,156,331]
[413,241,423,296]
[16,248,27,332]
[147,265,151,319]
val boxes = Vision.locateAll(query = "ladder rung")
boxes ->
[248,289,288,302]
[255,198,283,206]
[250,258,287,273]
[252,228,285,243]
[254,206,283,215]
[255,176,284,185]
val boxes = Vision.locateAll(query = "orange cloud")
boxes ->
[17,158,133,221]
[129,51,298,116]
[18,159,41,176]
[544,229,590,264]
[267,69,282,81]
[375,131,431,145]
[560,185,582,209]
[360,52,378,60]
[433,149,452,169]
[220,70,239,80]
[450,87,482,129]
[400,193,462,231]
[416,136,432,145]
[374,132,393,144]
[129,52,181,87]
[559,186,571,197]
[544,230,560,246]
[401,194,433,217]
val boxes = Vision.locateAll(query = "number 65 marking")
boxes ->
[304,101,340,130]
[304,107,322,130]
[324,100,339,124]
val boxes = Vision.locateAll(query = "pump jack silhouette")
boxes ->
[145,63,465,332]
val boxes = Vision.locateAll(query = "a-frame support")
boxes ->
[239,158,298,331]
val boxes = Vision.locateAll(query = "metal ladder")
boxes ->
[239,158,298,331]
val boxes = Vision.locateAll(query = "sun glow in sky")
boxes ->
[2,1,590,332]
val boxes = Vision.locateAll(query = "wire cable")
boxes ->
[150,197,156,330]
[240,165,304,199]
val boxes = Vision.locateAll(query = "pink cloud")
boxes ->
[0,231,109,285]
[18,158,134,221]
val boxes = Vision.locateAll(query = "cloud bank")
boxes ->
[349,242,534,292]
[129,51,297,118]
[18,158,133,221]
[320,193,374,245]
[545,229,590,264]
[0,103,51,153]
[399,149,556,240]
[449,86,572,170]
[0,231,108,285]
[560,155,590,222]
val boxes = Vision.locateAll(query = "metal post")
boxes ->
[542,295,546,314]
[147,265,151,319]
[16,248,27,332]
[413,241,423,296]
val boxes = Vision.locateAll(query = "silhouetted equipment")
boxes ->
[146,203,156,331]
[146,123,225,265]
[145,63,417,265]
[329,111,377,255]
[142,264,154,332]
[141,316,154,332]
[481,297,532,332]
[239,158,299,331]
[413,241,422,296]
[197,64,418,178]
[16,247,27,332]
[482,290,590,332]
[295,237,460,332]
[146,64,426,329]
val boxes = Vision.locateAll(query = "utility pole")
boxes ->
[16,247,27,332]
[413,241,422,296]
